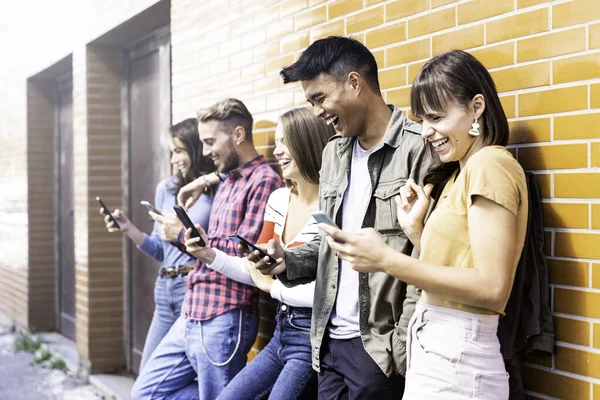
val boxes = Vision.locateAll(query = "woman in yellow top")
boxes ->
[319,50,528,399]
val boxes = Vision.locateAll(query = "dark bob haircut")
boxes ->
[280,36,381,94]
[410,50,509,147]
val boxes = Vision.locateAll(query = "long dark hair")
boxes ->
[168,118,216,195]
[410,50,509,148]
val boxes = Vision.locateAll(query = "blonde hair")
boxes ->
[197,98,254,141]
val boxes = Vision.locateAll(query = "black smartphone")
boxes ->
[311,211,345,244]
[96,196,121,229]
[229,234,277,264]
[173,205,206,247]
[141,200,163,216]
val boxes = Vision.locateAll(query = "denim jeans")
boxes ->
[404,302,509,399]
[217,304,317,400]
[139,274,188,370]
[131,309,258,400]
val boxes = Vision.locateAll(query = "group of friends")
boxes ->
[100,36,528,400]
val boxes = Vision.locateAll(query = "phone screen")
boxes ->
[173,205,206,247]
[96,196,121,229]
[229,234,277,264]
[141,201,163,216]
[311,211,345,244]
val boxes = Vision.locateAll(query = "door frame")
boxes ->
[121,25,171,372]
[54,71,75,340]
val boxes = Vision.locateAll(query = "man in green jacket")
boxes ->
[254,36,437,399]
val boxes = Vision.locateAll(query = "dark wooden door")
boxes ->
[127,27,171,373]
[57,73,76,341]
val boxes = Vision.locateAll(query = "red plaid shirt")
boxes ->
[184,156,283,321]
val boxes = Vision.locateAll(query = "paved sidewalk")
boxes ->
[0,320,107,400]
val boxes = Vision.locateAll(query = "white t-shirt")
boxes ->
[329,140,378,339]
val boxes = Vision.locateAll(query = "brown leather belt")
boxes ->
[160,264,195,278]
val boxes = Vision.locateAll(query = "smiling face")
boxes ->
[419,96,485,166]
[169,137,192,176]
[198,120,240,173]
[272,123,300,182]
[302,73,362,137]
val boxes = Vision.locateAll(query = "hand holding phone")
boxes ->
[173,205,206,247]
[311,211,345,244]
[229,234,277,264]
[96,196,121,229]
[141,200,163,216]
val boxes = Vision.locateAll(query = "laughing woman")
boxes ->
[319,50,528,399]
[185,107,335,400]
[101,118,217,370]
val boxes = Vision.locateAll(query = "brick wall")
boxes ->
[171,0,600,396]
[1,0,599,392]
[0,0,161,373]
[72,45,126,373]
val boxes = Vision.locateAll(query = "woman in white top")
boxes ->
[185,107,335,400]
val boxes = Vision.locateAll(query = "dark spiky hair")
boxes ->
[280,36,380,94]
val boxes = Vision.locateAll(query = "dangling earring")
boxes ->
[468,118,480,137]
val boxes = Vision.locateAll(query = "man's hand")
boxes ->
[184,225,215,263]
[319,225,399,274]
[177,178,206,209]
[250,239,286,276]
[99,208,131,233]
[150,212,184,242]
[248,262,274,293]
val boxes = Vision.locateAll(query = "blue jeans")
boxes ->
[140,274,188,370]
[217,304,317,400]
[131,309,258,400]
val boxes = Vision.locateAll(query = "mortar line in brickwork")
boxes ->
[498,80,598,98]
[521,390,555,400]
[553,341,600,359]
[552,284,600,295]
[545,255,595,266]
[515,139,600,148]
[544,226,600,235]
[586,24,590,51]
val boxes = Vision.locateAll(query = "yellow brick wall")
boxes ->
[171,0,600,396]
[0,0,598,390]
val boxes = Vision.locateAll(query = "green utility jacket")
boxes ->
[280,106,439,377]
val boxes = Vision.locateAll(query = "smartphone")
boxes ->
[311,211,345,243]
[96,196,121,229]
[173,205,206,247]
[141,200,163,216]
[229,234,277,264]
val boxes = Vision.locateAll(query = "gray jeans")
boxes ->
[404,302,509,399]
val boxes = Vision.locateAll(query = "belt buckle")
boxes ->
[178,264,194,276]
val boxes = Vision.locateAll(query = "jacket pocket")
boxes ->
[320,182,340,220]
[391,326,407,376]
[373,178,406,232]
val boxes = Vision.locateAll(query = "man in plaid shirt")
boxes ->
[132,98,283,400]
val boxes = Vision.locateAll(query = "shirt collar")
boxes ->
[227,155,266,181]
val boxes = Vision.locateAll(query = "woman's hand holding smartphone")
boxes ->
[97,197,131,232]
[229,234,277,264]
